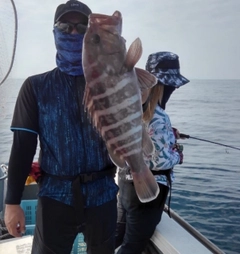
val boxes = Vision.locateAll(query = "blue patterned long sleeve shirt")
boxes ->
[144,104,180,186]
[7,68,118,207]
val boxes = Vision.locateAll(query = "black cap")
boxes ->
[54,0,92,23]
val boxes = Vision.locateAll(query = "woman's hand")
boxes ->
[172,127,180,139]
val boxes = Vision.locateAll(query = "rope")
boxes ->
[0,0,18,86]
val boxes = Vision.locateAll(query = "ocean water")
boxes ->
[0,79,240,254]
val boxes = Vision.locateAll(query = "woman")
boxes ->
[115,51,189,254]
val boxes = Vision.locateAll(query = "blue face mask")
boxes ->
[53,27,84,76]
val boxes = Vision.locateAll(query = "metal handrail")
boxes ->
[0,164,8,181]
[164,205,225,254]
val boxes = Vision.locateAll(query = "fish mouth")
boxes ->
[88,11,122,35]
[85,11,124,55]
[89,11,121,27]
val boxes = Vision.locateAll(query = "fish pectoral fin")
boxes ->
[135,67,158,90]
[125,38,142,70]
[142,125,155,155]
[131,167,160,203]
[107,147,126,168]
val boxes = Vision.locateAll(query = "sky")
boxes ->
[1,0,240,80]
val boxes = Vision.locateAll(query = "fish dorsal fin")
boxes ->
[125,38,142,70]
[135,67,158,90]
[142,123,155,155]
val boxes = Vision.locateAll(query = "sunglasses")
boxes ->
[55,21,87,34]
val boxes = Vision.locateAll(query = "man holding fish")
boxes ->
[4,1,162,253]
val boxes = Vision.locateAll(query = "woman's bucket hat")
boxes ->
[146,51,189,87]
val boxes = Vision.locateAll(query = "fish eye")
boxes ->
[91,34,101,44]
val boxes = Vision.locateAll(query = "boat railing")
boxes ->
[164,205,225,254]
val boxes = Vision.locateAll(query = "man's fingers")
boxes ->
[4,204,26,237]
[7,222,25,237]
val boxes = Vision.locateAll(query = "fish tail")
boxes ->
[131,167,160,203]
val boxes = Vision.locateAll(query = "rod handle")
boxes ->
[179,133,190,139]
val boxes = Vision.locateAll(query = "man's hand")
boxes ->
[4,204,26,237]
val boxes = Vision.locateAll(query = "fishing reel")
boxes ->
[173,143,184,152]
[173,143,184,164]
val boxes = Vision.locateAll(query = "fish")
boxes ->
[82,10,159,202]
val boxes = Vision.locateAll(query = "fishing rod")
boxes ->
[179,133,240,151]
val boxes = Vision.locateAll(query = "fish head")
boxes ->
[83,11,127,77]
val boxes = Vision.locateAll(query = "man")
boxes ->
[4,1,118,253]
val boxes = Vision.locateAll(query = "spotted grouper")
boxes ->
[82,10,159,202]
